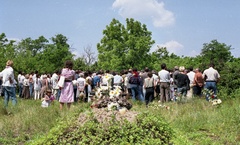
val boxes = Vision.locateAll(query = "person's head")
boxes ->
[6,60,13,67]
[174,66,179,71]
[179,66,185,72]
[147,72,153,78]
[144,67,149,72]
[25,74,29,79]
[209,62,215,68]
[64,60,74,69]
[188,66,193,71]
[161,63,167,70]
[195,68,201,73]
[46,89,52,95]
[132,68,138,72]
[18,71,22,75]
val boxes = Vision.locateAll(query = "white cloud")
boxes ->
[112,0,175,27]
[7,37,21,44]
[157,40,184,55]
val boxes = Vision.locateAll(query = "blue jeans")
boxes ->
[3,86,17,108]
[18,83,23,98]
[204,82,217,101]
[29,83,33,98]
[130,84,144,102]
[177,87,187,97]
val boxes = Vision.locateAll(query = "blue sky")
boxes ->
[1,0,240,57]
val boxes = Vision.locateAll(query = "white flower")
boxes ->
[217,99,222,104]
[212,99,218,106]
[119,107,127,115]
[107,102,119,111]
[95,91,102,99]
[100,86,109,91]
[114,89,121,97]
[109,90,115,99]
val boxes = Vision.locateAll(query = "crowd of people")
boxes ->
[0,60,221,109]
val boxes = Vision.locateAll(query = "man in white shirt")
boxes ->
[187,66,195,98]
[203,63,220,101]
[1,60,17,108]
[51,70,60,100]
[113,72,123,87]
[158,63,170,103]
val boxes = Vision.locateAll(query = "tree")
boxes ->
[97,18,155,71]
[199,39,233,70]
[81,44,96,66]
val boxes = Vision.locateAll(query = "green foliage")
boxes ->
[198,39,233,70]
[33,111,174,145]
[97,18,155,71]
[0,33,74,74]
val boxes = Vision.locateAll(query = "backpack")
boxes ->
[129,75,141,85]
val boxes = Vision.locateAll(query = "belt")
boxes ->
[205,80,216,82]
[65,80,72,82]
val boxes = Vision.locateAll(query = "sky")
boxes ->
[1,0,240,58]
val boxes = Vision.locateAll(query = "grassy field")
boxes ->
[0,96,240,145]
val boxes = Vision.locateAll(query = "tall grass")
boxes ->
[143,97,240,145]
[0,97,87,145]
[1,96,240,145]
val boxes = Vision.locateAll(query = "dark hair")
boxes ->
[132,68,138,72]
[147,72,152,78]
[65,60,73,69]
[189,66,193,71]
[161,63,167,69]
[145,67,149,72]
[209,62,215,67]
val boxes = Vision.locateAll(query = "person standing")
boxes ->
[186,66,195,98]
[129,68,144,102]
[33,74,41,100]
[193,68,204,97]
[17,71,23,98]
[144,72,155,107]
[202,63,220,101]
[22,74,30,99]
[29,72,34,99]
[158,63,170,103]
[51,70,60,101]
[59,60,75,110]
[1,60,17,108]
[175,66,190,98]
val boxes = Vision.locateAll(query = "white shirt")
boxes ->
[203,67,220,81]
[51,73,59,89]
[34,77,41,90]
[1,66,15,87]
[187,71,195,85]
[20,75,25,84]
[18,74,22,84]
[113,75,123,84]
[77,77,86,91]
[158,69,170,83]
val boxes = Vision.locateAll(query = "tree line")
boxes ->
[1,18,240,95]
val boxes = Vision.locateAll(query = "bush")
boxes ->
[32,111,174,145]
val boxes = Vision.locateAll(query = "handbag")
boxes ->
[57,76,65,88]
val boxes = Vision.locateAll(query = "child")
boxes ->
[41,89,54,107]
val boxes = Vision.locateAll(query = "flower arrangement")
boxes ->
[202,88,222,106]
[202,88,215,100]
[91,80,132,111]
